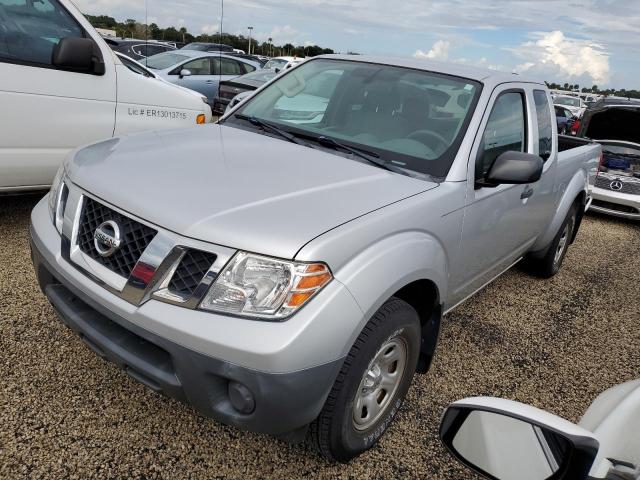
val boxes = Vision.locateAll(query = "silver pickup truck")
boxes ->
[30,55,600,462]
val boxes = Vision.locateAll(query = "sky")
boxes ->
[75,0,640,89]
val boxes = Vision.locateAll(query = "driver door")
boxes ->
[450,86,539,305]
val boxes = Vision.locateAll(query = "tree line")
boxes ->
[545,81,640,99]
[84,14,335,57]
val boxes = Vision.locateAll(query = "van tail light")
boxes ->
[196,114,206,125]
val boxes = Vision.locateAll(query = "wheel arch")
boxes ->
[530,170,589,256]
[334,231,448,375]
[391,279,442,374]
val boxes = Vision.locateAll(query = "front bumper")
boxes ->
[29,196,355,437]
[591,187,640,220]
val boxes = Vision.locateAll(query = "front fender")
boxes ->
[531,169,587,254]
[332,231,447,354]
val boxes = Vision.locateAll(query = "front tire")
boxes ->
[307,297,421,462]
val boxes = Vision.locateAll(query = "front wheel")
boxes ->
[307,297,421,462]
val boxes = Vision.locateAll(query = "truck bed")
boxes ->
[558,134,594,153]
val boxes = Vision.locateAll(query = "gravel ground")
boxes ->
[1,194,639,479]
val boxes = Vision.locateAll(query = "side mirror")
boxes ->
[52,37,104,75]
[440,397,599,480]
[485,151,544,186]
[179,69,192,78]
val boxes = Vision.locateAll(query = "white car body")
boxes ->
[264,56,305,71]
[0,0,212,192]
[554,95,587,118]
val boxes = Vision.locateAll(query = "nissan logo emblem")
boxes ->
[610,180,623,191]
[93,220,122,257]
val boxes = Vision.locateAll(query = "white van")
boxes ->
[0,0,212,192]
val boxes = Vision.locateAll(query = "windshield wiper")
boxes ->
[310,135,408,175]
[234,114,308,146]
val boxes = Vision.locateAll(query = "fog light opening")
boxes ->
[228,381,255,414]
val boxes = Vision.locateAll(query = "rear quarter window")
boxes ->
[533,90,553,158]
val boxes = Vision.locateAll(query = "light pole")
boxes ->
[268,37,272,57]
[247,26,253,55]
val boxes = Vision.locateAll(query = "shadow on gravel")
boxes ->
[0,193,44,221]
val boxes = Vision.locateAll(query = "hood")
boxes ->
[68,125,435,259]
[583,106,640,145]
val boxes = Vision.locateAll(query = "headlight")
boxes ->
[199,252,332,320]
[48,164,68,233]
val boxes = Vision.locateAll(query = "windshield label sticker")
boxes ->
[464,84,474,90]
[127,107,187,120]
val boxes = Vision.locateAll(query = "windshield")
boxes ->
[555,97,581,107]
[227,58,481,178]
[264,58,289,69]
[145,52,190,70]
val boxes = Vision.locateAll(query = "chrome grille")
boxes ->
[595,175,640,195]
[168,249,217,297]
[77,197,157,278]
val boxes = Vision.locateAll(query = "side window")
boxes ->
[533,90,552,158]
[218,58,242,75]
[476,92,526,180]
[0,0,84,66]
[181,57,212,75]
[241,62,256,74]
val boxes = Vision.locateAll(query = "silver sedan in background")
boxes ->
[144,50,261,105]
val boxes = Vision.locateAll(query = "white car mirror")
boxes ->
[180,69,192,78]
[440,397,599,480]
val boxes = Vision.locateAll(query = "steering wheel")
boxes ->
[406,129,449,155]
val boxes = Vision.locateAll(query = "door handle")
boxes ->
[205,80,216,84]
[521,186,534,199]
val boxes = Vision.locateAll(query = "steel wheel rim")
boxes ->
[554,222,571,266]
[352,337,408,431]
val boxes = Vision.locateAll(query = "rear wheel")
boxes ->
[525,204,577,278]
[307,297,421,462]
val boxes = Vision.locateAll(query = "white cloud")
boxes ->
[255,24,302,44]
[201,24,219,35]
[511,30,610,85]
[414,40,450,61]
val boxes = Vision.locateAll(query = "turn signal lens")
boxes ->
[286,291,314,308]
[285,264,332,309]
[295,272,332,290]
[196,114,206,124]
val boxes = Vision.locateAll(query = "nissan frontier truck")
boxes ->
[30,56,601,461]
